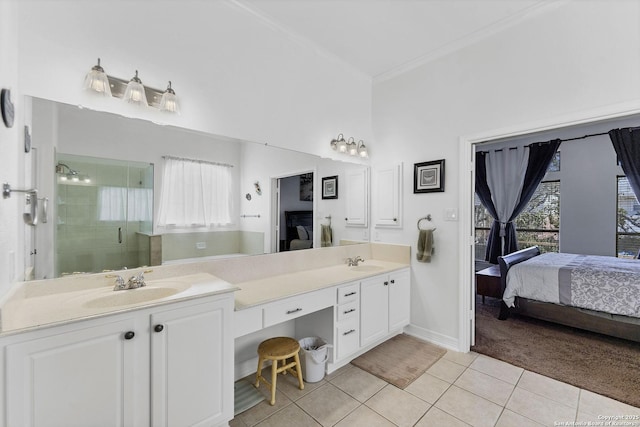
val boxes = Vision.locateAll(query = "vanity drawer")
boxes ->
[263,288,334,327]
[336,301,359,322]
[336,319,360,361]
[337,283,359,305]
[234,306,263,338]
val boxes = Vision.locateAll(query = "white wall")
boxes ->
[0,0,372,298]
[372,0,640,347]
[0,0,21,295]
[16,1,372,159]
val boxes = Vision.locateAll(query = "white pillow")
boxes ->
[296,225,308,240]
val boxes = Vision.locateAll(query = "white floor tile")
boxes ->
[517,371,580,408]
[469,355,524,385]
[506,387,576,426]
[454,368,515,406]
[434,385,503,427]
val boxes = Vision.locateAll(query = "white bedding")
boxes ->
[504,252,640,318]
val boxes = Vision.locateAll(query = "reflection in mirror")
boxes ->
[29,97,370,279]
[55,154,153,277]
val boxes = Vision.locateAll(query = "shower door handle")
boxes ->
[118,227,122,244]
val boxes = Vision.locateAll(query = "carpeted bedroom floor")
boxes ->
[472,297,640,408]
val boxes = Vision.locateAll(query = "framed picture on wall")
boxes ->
[322,176,338,199]
[414,159,445,193]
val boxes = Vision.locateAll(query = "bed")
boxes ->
[497,246,640,342]
[284,210,313,251]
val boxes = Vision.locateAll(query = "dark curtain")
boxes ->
[476,140,561,264]
[609,128,640,201]
[475,151,501,263]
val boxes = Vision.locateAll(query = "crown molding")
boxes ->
[373,0,570,85]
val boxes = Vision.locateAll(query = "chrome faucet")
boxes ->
[109,275,128,291]
[346,256,365,267]
[126,271,147,289]
[106,270,151,291]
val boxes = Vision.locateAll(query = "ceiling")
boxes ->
[238,0,548,81]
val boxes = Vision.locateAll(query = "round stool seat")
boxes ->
[255,336,304,405]
[258,337,300,359]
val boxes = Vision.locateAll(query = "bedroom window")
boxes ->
[616,176,640,258]
[475,180,560,258]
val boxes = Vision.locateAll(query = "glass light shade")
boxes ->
[346,137,356,155]
[337,135,347,152]
[83,59,112,97]
[123,70,148,106]
[331,133,343,151]
[357,141,368,157]
[159,81,179,113]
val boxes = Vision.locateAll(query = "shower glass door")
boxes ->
[55,154,153,276]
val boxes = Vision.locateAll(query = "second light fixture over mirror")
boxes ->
[83,58,180,114]
[330,133,368,158]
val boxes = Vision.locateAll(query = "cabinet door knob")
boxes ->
[154,324,164,333]
[124,331,135,340]
[390,279,395,284]
[345,217,348,221]
[393,218,397,222]
[384,281,389,286]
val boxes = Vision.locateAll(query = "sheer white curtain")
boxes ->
[156,157,233,227]
[98,186,153,222]
[486,147,529,254]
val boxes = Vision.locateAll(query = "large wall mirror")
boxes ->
[28,97,370,279]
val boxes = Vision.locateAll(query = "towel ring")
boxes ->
[417,215,433,230]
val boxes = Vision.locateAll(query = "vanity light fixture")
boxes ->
[83,59,179,113]
[330,133,368,157]
[159,81,179,113]
[82,58,112,97]
[123,70,148,106]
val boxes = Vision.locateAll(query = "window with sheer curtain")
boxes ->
[157,156,233,227]
[98,186,153,222]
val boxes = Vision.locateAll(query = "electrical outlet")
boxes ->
[196,242,207,250]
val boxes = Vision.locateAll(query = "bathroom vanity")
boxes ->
[0,274,237,427]
[233,262,410,375]
[0,242,410,427]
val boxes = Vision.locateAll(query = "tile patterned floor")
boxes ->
[231,351,640,427]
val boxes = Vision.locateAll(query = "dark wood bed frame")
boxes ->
[497,246,640,342]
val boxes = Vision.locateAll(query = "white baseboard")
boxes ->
[404,324,460,351]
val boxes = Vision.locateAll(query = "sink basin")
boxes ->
[348,264,384,272]
[83,283,190,309]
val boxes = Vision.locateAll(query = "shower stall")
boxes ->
[55,153,154,277]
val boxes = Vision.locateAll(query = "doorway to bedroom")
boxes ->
[274,171,314,252]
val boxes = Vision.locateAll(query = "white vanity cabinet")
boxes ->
[360,269,410,347]
[334,282,360,361]
[2,294,234,427]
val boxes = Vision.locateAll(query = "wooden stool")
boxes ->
[255,337,304,405]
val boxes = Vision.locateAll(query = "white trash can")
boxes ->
[298,337,329,383]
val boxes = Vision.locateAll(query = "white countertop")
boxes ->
[234,260,408,309]
[0,255,410,336]
[0,273,238,336]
